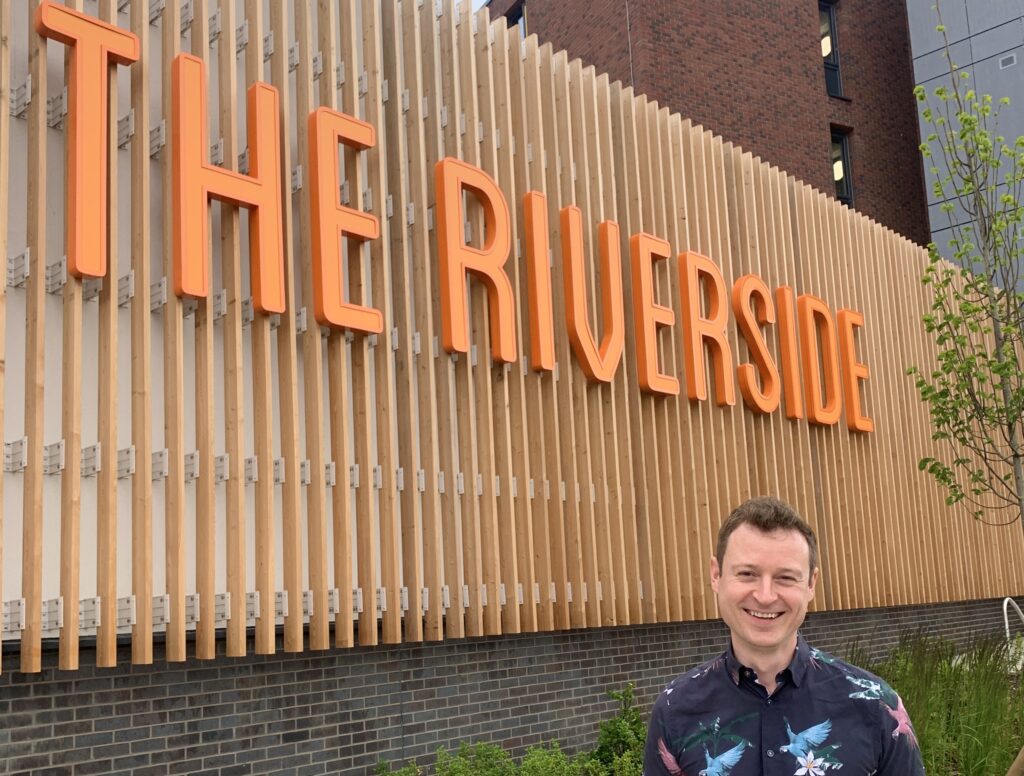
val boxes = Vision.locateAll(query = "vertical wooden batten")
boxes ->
[130,0,154,666]
[379,0,425,644]
[0,0,10,676]
[274,0,312,657]
[21,0,49,674]
[57,0,85,673]
[242,0,278,657]
[161,0,185,664]
[401,0,446,642]
[94,0,119,670]
[190,0,217,662]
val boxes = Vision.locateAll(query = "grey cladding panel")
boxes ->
[966,0,1024,36]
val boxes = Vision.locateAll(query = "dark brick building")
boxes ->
[488,0,931,247]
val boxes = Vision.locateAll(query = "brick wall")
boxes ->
[502,0,931,247]
[1,597,1020,776]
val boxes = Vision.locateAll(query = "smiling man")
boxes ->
[643,497,925,776]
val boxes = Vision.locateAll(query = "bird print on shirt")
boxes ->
[780,719,832,760]
[886,695,918,747]
[698,741,746,776]
[657,738,685,775]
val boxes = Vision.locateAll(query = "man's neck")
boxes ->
[732,638,797,694]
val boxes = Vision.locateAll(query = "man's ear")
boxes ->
[808,566,819,596]
[709,555,721,593]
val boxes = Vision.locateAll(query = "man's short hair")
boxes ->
[716,496,818,575]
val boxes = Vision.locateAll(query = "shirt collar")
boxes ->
[723,634,811,688]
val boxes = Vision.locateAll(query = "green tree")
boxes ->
[909,3,1024,533]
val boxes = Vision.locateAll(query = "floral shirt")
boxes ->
[642,635,925,776]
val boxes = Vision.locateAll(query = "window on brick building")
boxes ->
[820,1,843,97]
[504,0,526,38]
[831,130,853,206]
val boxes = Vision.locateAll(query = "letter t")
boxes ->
[35,1,139,279]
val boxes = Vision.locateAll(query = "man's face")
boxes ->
[710,524,818,666]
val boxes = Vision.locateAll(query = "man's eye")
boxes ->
[777,576,798,585]
[737,571,755,579]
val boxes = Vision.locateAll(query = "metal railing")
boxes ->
[1005,597,1024,642]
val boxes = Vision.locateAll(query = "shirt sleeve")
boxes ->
[876,693,926,776]
[643,691,683,776]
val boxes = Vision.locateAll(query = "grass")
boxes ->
[853,633,1024,776]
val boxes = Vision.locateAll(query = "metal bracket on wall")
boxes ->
[43,440,66,475]
[4,437,27,473]
[77,598,101,631]
[41,597,64,632]
[117,595,136,627]
[2,599,26,634]
[9,75,31,119]
[214,593,230,625]
[7,248,30,288]
[151,594,171,627]
[184,594,200,626]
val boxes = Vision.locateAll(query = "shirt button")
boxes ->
[767,750,775,758]
[766,699,772,705]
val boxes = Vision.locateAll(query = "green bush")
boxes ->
[590,682,647,769]
[520,743,605,776]
[434,742,517,776]
[374,760,422,776]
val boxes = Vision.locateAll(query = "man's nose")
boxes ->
[752,577,777,603]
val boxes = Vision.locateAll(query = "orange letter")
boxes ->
[838,309,874,433]
[562,207,624,383]
[172,54,285,314]
[308,107,383,333]
[435,158,516,363]
[523,192,555,372]
[775,286,804,420]
[630,233,679,396]
[732,275,780,414]
[35,1,139,279]
[798,294,842,425]
[680,251,735,405]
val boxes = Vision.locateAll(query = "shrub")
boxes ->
[374,761,422,776]
[590,682,647,769]
[520,743,605,776]
[434,742,517,776]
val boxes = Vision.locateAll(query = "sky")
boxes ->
[472,0,489,9]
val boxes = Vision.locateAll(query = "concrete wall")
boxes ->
[1,597,1020,776]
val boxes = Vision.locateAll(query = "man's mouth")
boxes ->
[744,609,781,620]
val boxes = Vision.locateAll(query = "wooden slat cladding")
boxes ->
[0,0,9,676]
[0,0,1022,673]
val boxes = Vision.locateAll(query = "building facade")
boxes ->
[906,0,1024,250]
[488,0,932,247]
[2,2,1023,774]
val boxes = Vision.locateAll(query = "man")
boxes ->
[643,497,924,776]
